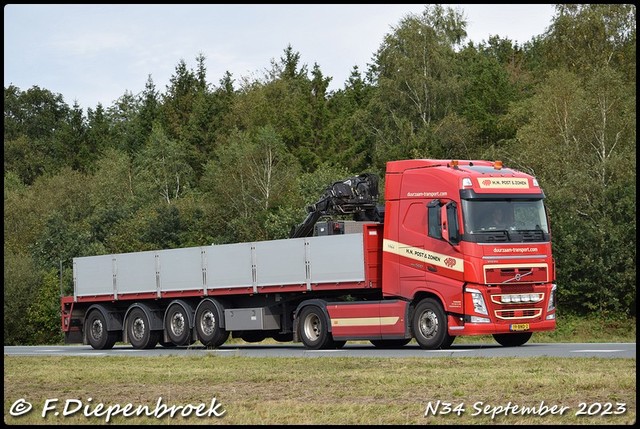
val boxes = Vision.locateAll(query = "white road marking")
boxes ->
[571,349,623,353]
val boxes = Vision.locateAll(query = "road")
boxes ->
[4,342,635,358]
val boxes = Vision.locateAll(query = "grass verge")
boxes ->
[3,355,636,425]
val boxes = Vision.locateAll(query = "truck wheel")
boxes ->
[127,308,160,349]
[331,340,347,349]
[412,298,453,349]
[442,335,456,348]
[370,339,411,348]
[239,331,267,343]
[86,310,117,350]
[165,303,192,346]
[493,332,532,347]
[272,332,294,342]
[195,300,229,347]
[298,306,332,350]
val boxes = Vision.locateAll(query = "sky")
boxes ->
[4,4,557,111]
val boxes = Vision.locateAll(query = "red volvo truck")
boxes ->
[61,159,557,350]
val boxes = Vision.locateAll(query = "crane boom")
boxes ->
[289,173,382,238]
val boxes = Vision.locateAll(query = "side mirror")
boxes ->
[440,204,449,242]
[440,202,460,245]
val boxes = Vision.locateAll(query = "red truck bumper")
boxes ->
[448,316,556,336]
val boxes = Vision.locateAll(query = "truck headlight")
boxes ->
[467,288,488,316]
[547,284,557,312]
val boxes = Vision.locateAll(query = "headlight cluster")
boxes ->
[500,293,543,304]
[547,284,557,312]
[467,288,488,315]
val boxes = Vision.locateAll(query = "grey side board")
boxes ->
[73,234,366,298]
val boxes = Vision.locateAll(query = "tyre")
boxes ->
[127,307,160,349]
[165,303,192,346]
[195,300,229,347]
[331,340,347,349]
[238,331,267,343]
[86,310,117,350]
[370,338,411,349]
[441,335,456,349]
[298,306,332,350]
[493,332,532,347]
[272,332,294,342]
[412,298,453,350]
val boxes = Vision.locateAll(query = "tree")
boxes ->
[161,58,199,141]
[324,66,377,171]
[506,68,636,316]
[366,4,468,169]
[86,103,113,165]
[457,38,520,152]
[26,268,65,345]
[107,90,143,154]
[4,250,41,345]
[136,123,194,204]
[201,126,300,242]
[542,4,636,83]
[4,85,71,183]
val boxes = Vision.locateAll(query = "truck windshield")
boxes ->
[461,199,549,242]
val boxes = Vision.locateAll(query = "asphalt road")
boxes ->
[4,342,635,358]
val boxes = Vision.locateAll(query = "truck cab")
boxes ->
[381,159,557,347]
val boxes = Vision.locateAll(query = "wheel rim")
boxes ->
[91,318,103,341]
[303,313,321,341]
[418,309,438,339]
[131,317,146,341]
[170,312,185,337]
[200,310,215,336]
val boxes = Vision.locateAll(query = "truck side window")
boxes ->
[427,200,442,239]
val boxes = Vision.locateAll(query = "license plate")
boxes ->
[510,323,530,331]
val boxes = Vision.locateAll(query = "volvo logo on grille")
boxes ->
[501,270,533,284]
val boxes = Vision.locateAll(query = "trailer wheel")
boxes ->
[195,301,229,347]
[239,331,267,343]
[86,310,117,350]
[370,338,411,349]
[493,332,532,347]
[298,306,332,350]
[127,308,160,349]
[165,303,192,346]
[412,298,453,349]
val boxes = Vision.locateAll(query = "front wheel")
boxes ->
[412,298,453,350]
[493,332,532,347]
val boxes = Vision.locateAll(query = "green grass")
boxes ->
[4,316,636,425]
[3,355,635,425]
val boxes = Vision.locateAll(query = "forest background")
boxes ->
[4,4,636,345]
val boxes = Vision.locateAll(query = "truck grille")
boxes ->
[495,309,542,320]
[484,264,548,284]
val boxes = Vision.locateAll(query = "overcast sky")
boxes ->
[4,4,557,110]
